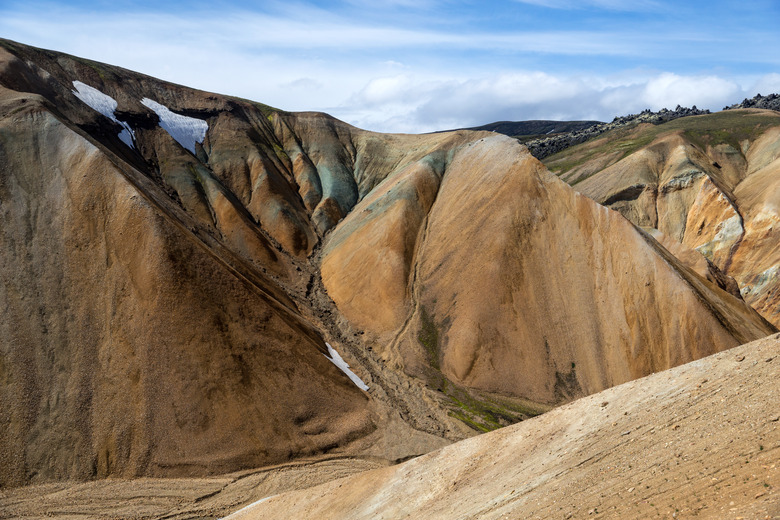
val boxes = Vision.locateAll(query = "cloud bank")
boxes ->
[0,1,778,133]
[338,72,777,133]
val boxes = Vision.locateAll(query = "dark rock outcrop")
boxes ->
[526,105,711,159]
[724,93,780,112]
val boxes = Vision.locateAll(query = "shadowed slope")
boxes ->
[0,95,376,487]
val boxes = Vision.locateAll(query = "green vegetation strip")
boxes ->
[544,111,780,183]
[417,305,549,432]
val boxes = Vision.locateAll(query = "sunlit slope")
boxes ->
[545,109,780,326]
[322,133,774,406]
[0,38,775,489]
[230,333,780,520]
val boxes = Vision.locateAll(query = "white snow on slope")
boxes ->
[141,98,208,154]
[117,128,134,148]
[325,343,369,391]
[71,81,135,148]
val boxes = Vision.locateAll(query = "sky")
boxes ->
[1,0,779,133]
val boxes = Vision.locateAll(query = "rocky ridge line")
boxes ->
[525,105,711,159]
[724,92,780,112]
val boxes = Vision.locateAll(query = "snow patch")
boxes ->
[72,80,117,120]
[117,128,134,148]
[71,81,135,148]
[141,98,207,154]
[325,343,369,391]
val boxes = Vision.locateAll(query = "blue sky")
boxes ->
[1,0,779,133]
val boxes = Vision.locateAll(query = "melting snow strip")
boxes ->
[325,343,369,391]
[71,81,135,148]
[141,98,208,154]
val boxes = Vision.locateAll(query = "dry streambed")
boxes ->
[0,457,385,519]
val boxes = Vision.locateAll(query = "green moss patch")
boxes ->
[415,306,549,432]
[442,379,549,432]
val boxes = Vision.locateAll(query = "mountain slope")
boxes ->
[322,134,773,407]
[0,39,775,488]
[545,110,780,327]
[0,70,379,487]
[227,333,780,520]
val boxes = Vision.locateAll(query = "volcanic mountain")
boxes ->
[0,36,775,498]
[545,110,780,328]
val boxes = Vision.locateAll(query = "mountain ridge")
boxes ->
[544,109,780,328]
[0,38,775,493]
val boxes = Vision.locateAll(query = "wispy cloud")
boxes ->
[0,8,703,57]
[0,1,777,133]
[512,0,661,10]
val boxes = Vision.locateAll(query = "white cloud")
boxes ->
[0,3,777,134]
[0,9,666,58]
[332,71,776,133]
[750,73,780,98]
[640,73,740,110]
[282,78,325,91]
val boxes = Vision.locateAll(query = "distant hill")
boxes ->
[525,105,711,159]
[451,106,720,160]
[458,119,601,139]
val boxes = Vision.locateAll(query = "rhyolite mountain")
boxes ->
[0,38,775,489]
[545,109,780,328]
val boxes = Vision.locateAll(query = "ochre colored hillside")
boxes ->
[226,333,780,520]
[0,39,774,490]
[545,110,780,327]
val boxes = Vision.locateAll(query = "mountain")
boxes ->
[6,333,777,518]
[208,333,780,520]
[524,105,712,159]
[544,109,780,328]
[0,38,775,491]
[450,119,601,139]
